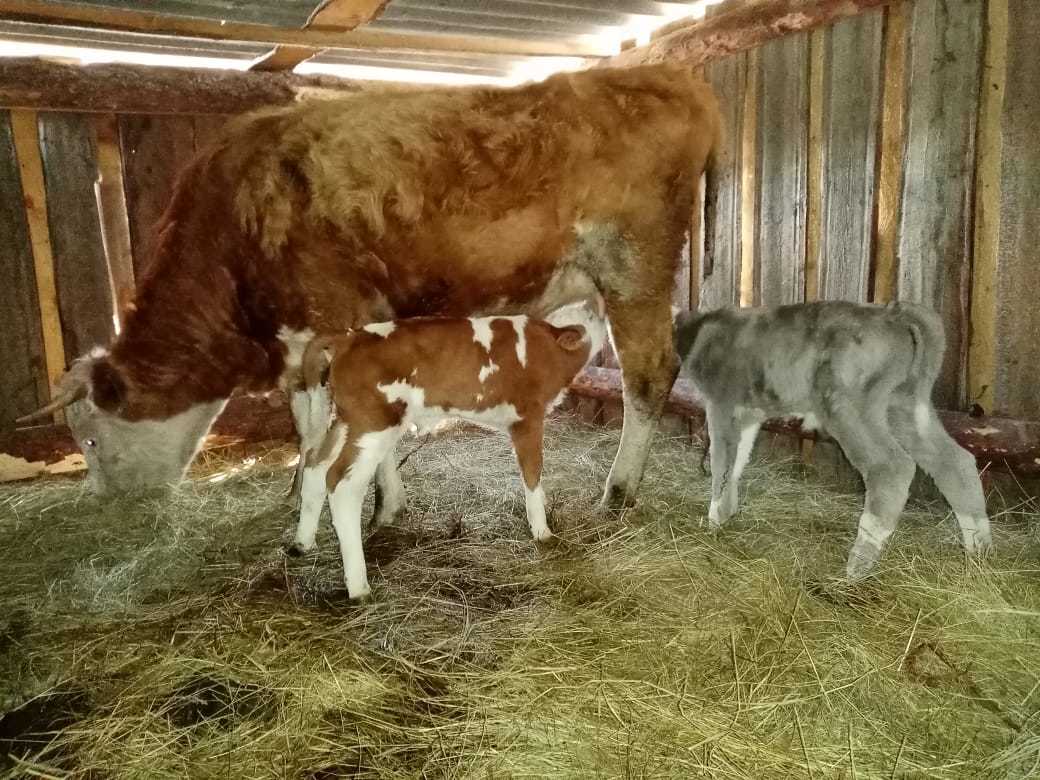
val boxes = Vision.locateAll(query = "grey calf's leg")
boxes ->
[372,446,407,526]
[890,399,991,554]
[824,404,917,580]
[705,406,741,529]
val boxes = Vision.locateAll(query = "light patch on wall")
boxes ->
[295,60,512,86]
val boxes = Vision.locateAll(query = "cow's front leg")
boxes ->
[601,297,678,510]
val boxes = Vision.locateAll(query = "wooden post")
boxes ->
[91,114,135,326]
[871,2,907,304]
[801,29,826,465]
[968,0,1007,413]
[11,109,66,421]
[739,48,759,308]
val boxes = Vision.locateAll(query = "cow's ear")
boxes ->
[90,357,128,413]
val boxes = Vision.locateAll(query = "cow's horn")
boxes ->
[14,369,89,425]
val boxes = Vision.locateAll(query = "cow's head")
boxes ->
[16,352,225,496]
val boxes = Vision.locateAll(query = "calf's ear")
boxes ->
[555,325,587,351]
[90,357,128,414]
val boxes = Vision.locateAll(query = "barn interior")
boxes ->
[1,0,1039,776]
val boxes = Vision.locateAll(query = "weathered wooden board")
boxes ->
[818,10,883,302]
[755,32,808,307]
[897,0,982,410]
[119,114,196,277]
[993,2,1040,419]
[701,53,745,312]
[38,112,115,361]
[0,110,45,423]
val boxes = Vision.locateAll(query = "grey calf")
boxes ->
[674,301,992,579]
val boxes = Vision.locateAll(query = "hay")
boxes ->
[1,413,1039,778]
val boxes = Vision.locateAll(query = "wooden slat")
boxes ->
[992,0,1040,419]
[92,114,135,321]
[803,29,825,304]
[818,11,883,303]
[897,0,982,410]
[755,32,808,307]
[11,109,66,421]
[967,0,1006,415]
[119,115,197,278]
[0,0,603,58]
[871,2,908,304]
[249,45,323,72]
[701,53,745,311]
[0,110,45,424]
[307,0,390,29]
[37,112,115,360]
[739,48,759,308]
[611,0,899,68]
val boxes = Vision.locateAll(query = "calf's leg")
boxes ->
[705,406,750,529]
[890,399,992,554]
[288,422,348,556]
[373,446,407,526]
[510,417,551,541]
[825,406,916,580]
[327,428,400,601]
[601,297,678,510]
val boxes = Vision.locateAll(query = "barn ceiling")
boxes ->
[0,0,721,84]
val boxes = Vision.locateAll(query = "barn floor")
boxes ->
[1,416,1040,779]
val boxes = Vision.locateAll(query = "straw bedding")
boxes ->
[1,414,1039,778]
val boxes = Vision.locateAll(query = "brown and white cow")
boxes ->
[289,302,606,599]
[16,63,720,512]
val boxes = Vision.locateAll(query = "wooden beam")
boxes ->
[91,114,135,324]
[11,109,66,422]
[610,0,900,68]
[570,366,1040,477]
[0,0,603,58]
[0,58,372,115]
[307,0,390,30]
[249,45,324,72]
[871,2,907,304]
[739,48,759,307]
[968,0,1007,413]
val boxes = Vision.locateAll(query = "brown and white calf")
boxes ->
[289,302,606,600]
[675,301,992,579]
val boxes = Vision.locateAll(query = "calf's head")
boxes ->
[16,352,224,496]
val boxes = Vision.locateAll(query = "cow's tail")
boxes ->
[892,301,946,405]
[301,334,346,389]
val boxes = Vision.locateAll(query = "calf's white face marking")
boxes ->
[363,321,396,337]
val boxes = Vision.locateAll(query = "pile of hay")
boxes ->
[1,414,1039,778]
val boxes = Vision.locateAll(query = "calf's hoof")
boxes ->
[348,588,373,605]
[374,506,408,528]
[845,543,881,582]
[285,542,311,558]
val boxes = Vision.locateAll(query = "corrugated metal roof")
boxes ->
[0,1,715,81]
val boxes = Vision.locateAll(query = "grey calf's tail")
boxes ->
[890,301,946,403]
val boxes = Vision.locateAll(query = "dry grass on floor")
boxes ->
[2,414,1040,778]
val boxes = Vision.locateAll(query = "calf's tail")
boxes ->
[892,302,946,404]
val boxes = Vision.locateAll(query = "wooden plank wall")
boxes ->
[0,110,226,426]
[692,0,1038,422]
[0,110,45,423]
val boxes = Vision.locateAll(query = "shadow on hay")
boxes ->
[161,675,278,729]
[0,685,92,771]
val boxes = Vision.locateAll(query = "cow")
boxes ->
[288,301,607,600]
[15,63,720,514]
[674,301,992,579]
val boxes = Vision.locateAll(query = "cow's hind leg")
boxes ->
[825,404,917,580]
[890,398,991,555]
[327,429,399,601]
[510,417,551,541]
[600,297,678,510]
